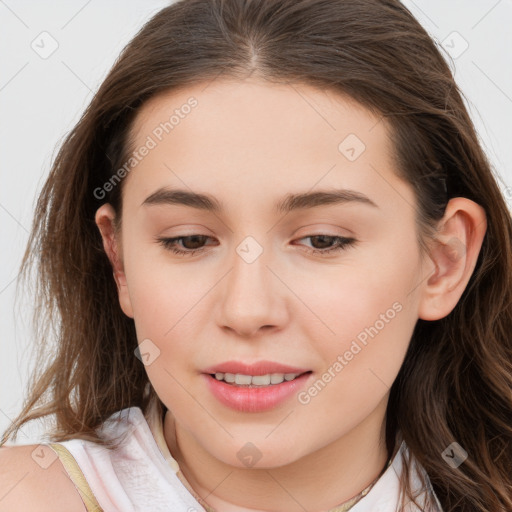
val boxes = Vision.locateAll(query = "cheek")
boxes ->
[292,288,416,456]
[300,234,421,381]
[122,237,204,326]
[120,241,209,387]
[124,259,203,409]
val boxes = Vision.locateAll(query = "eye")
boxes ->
[295,234,356,255]
[156,235,215,256]
[155,234,356,257]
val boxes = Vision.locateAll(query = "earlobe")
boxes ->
[94,204,134,318]
[418,197,487,321]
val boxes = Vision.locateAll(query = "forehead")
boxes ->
[122,78,412,215]
[131,78,385,151]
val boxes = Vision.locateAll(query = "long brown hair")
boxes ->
[2,1,511,510]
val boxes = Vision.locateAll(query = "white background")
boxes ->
[1,0,511,443]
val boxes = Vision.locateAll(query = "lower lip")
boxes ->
[203,372,313,413]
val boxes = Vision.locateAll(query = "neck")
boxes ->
[164,395,391,512]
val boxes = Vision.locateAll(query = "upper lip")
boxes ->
[203,360,311,376]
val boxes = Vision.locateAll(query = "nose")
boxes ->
[217,242,288,338]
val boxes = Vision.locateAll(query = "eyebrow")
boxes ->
[141,187,378,214]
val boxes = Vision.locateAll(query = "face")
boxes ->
[98,78,430,468]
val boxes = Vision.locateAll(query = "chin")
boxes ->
[210,437,308,470]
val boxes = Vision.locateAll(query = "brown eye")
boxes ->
[296,235,356,256]
[308,235,338,249]
[156,235,214,255]
[176,235,209,250]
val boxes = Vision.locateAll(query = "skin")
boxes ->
[95,77,486,512]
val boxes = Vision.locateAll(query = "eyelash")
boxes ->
[155,234,356,257]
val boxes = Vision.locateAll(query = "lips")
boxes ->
[202,360,310,376]
[203,371,313,412]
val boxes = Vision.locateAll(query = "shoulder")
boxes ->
[0,444,86,512]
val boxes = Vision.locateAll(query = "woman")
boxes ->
[1,1,511,511]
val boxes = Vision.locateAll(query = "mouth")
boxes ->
[203,370,314,412]
[207,371,313,387]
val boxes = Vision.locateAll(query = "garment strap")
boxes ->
[49,443,104,512]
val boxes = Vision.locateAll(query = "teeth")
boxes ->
[253,374,270,385]
[235,374,252,385]
[213,372,301,386]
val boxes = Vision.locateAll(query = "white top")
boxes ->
[47,400,443,512]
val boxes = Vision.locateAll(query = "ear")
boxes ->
[418,197,487,321]
[95,203,134,318]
